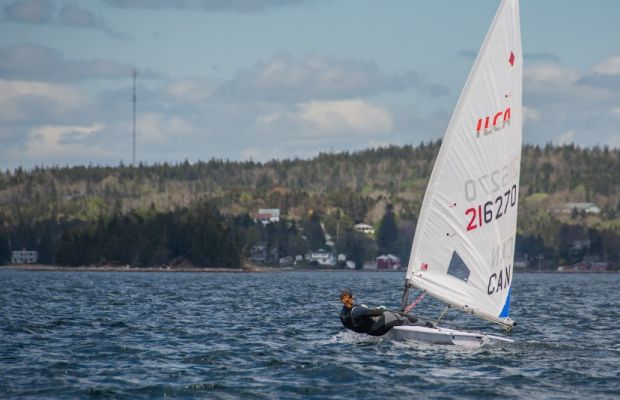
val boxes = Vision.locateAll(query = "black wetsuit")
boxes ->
[340,304,423,336]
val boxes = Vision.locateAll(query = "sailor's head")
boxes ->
[339,288,353,306]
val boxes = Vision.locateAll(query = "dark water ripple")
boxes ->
[1,271,619,399]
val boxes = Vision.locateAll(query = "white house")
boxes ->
[11,250,38,264]
[354,223,375,236]
[306,249,336,266]
[255,208,280,224]
[563,202,601,215]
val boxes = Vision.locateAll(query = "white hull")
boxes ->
[389,325,514,347]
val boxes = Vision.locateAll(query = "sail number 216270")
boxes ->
[465,184,517,231]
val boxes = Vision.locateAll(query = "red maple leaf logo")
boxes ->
[508,51,515,66]
[421,263,428,271]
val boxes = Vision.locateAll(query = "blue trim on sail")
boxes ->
[499,287,511,318]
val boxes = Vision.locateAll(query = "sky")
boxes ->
[1,0,619,169]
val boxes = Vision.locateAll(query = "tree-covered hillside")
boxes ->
[1,143,618,268]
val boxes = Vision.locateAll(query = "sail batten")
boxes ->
[405,0,521,328]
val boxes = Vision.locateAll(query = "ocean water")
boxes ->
[0,270,619,399]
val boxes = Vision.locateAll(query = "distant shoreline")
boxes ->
[1,264,617,273]
[0,264,360,273]
[0,264,243,273]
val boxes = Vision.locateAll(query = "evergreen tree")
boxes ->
[303,211,326,250]
[36,222,56,264]
[377,204,398,255]
[337,230,365,269]
[0,232,9,264]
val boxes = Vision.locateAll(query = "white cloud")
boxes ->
[254,55,378,94]
[592,55,620,75]
[168,116,197,136]
[523,106,541,124]
[219,52,447,102]
[257,112,280,126]
[165,79,214,103]
[256,99,394,141]
[523,61,620,147]
[608,133,620,148]
[137,112,201,143]
[138,113,166,143]
[0,80,87,122]
[32,123,102,144]
[524,64,580,85]
[553,130,575,145]
[612,108,620,116]
[577,54,620,91]
[23,123,108,161]
[298,99,393,135]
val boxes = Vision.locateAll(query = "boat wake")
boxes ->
[328,331,384,345]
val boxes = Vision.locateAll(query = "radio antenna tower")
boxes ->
[132,70,137,166]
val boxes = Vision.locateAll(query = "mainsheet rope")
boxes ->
[403,292,426,313]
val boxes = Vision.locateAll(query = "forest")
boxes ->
[0,142,618,269]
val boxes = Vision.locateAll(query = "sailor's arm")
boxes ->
[351,305,386,319]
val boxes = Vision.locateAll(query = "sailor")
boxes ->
[339,288,429,336]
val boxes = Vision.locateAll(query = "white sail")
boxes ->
[405,0,521,328]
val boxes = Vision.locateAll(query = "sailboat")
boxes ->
[390,0,522,346]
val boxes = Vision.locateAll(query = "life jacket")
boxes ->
[340,305,373,333]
